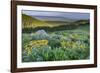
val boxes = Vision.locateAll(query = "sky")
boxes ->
[22,10,90,20]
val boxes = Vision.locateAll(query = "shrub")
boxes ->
[52,47,70,60]
[48,38,61,48]
[23,40,49,55]
[22,26,90,62]
[22,34,32,49]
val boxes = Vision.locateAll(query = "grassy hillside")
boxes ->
[22,14,79,28]
[22,14,53,28]
[74,20,89,25]
[22,14,89,33]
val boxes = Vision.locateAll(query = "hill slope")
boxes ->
[22,14,52,28]
[22,14,89,30]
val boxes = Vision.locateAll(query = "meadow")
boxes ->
[22,25,90,62]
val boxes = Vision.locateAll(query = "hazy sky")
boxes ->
[22,10,90,20]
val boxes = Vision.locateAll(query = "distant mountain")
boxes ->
[32,16,76,22]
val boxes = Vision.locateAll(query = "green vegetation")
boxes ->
[22,14,53,28]
[22,14,80,33]
[22,14,90,62]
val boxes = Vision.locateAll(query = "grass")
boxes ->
[22,25,90,62]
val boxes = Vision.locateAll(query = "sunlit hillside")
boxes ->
[22,14,53,28]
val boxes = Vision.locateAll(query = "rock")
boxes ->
[33,29,49,40]
[36,29,48,35]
